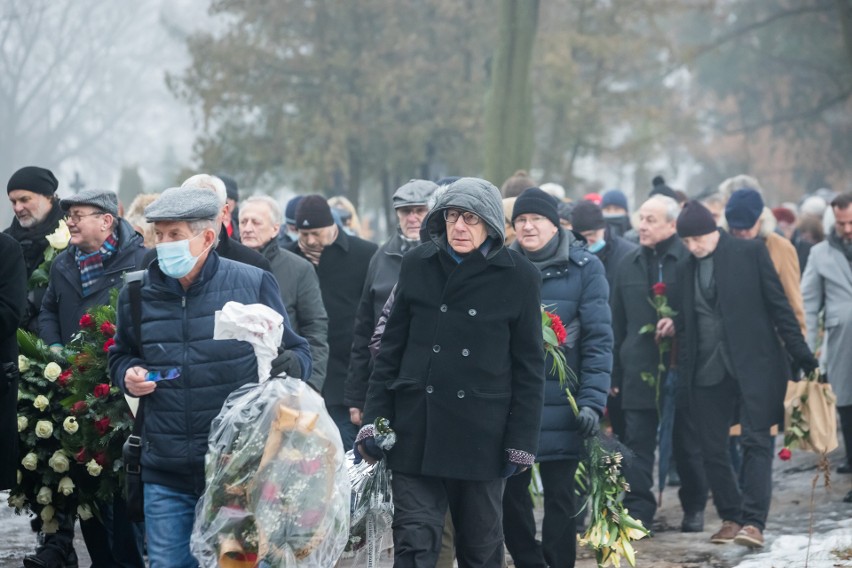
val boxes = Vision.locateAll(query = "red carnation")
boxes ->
[100,321,116,337]
[58,369,73,388]
[94,417,111,436]
[71,401,88,415]
[547,312,568,345]
[93,383,111,398]
[93,451,108,466]
[652,282,667,297]
[79,314,95,329]
[102,338,115,353]
[778,447,792,461]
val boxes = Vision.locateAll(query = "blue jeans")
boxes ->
[144,483,200,568]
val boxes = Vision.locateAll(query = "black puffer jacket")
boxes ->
[38,218,147,345]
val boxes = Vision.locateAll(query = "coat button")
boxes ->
[468,309,477,316]
[440,304,448,312]
[426,385,434,394]
[462,348,470,357]
[433,345,441,353]
[457,390,465,398]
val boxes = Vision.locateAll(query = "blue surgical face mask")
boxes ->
[156,233,210,279]
[588,238,606,253]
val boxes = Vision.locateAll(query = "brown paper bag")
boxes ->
[784,379,838,454]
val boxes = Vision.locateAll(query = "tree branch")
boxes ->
[719,88,852,135]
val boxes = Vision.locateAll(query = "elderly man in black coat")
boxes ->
[358,177,545,568]
[284,195,378,448]
[610,194,707,533]
[665,201,819,548]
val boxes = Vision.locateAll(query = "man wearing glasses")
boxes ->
[358,177,545,567]
[29,188,147,568]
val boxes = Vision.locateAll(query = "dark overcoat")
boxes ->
[611,235,689,410]
[674,231,813,430]
[344,232,407,409]
[39,219,147,345]
[0,234,27,489]
[363,180,544,480]
[285,229,377,405]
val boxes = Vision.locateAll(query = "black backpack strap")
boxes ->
[122,270,146,431]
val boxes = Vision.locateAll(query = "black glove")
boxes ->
[797,353,819,377]
[576,406,600,438]
[270,350,301,380]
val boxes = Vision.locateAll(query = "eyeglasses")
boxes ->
[145,368,181,383]
[443,209,481,226]
[66,212,104,224]
[513,215,547,228]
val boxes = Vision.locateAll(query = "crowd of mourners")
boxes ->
[1,164,850,568]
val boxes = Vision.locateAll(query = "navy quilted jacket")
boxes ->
[512,230,613,461]
[109,252,311,494]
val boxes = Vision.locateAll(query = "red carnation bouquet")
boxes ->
[59,289,134,512]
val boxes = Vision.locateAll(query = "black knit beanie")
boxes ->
[571,201,606,233]
[295,195,335,229]
[7,166,58,197]
[676,201,717,238]
[512,187,560,228]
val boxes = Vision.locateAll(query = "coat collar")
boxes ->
[420,239,515,268]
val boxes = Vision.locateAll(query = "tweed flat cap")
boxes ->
[393,179,438,209]
[144,186,221,222]
[60,189,119,216]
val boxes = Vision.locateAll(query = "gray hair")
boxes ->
[242,195,282,226]
[187,218,220,247]
[181,174,227,207]
[700,192,726,208]
[718,174,764,200]
[643,194,680,222]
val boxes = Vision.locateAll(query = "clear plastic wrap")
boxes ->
[344,419,396,566]
[191,377,350,568]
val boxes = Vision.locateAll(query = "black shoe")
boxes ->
[838,463,852,474]
[681,511,705,533]
[23,546,78,568]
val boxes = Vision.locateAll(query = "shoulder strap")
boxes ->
[123,270,146,428]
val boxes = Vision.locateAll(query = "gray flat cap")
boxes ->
[145,186,221,222]
[60,189,119,217]
[393,179,438,209]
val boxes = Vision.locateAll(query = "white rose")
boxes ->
[33,395,49,411]
[40,505,55,522]
[48,451,70,473]
[34,420,54,439]
[57,477,75,497]
[18,355,30,373]
[7,493,26,510]
[43,362,62,382]
[36,486,52,505]
[45,219,71,251]
[42,518,59,534]
[77,504,94,521]
[21,452,38,471]
[17,415,28,432]
[62,416,79,435]
[86,459,103,477]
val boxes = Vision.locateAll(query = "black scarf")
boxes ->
[3,201,64,277]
